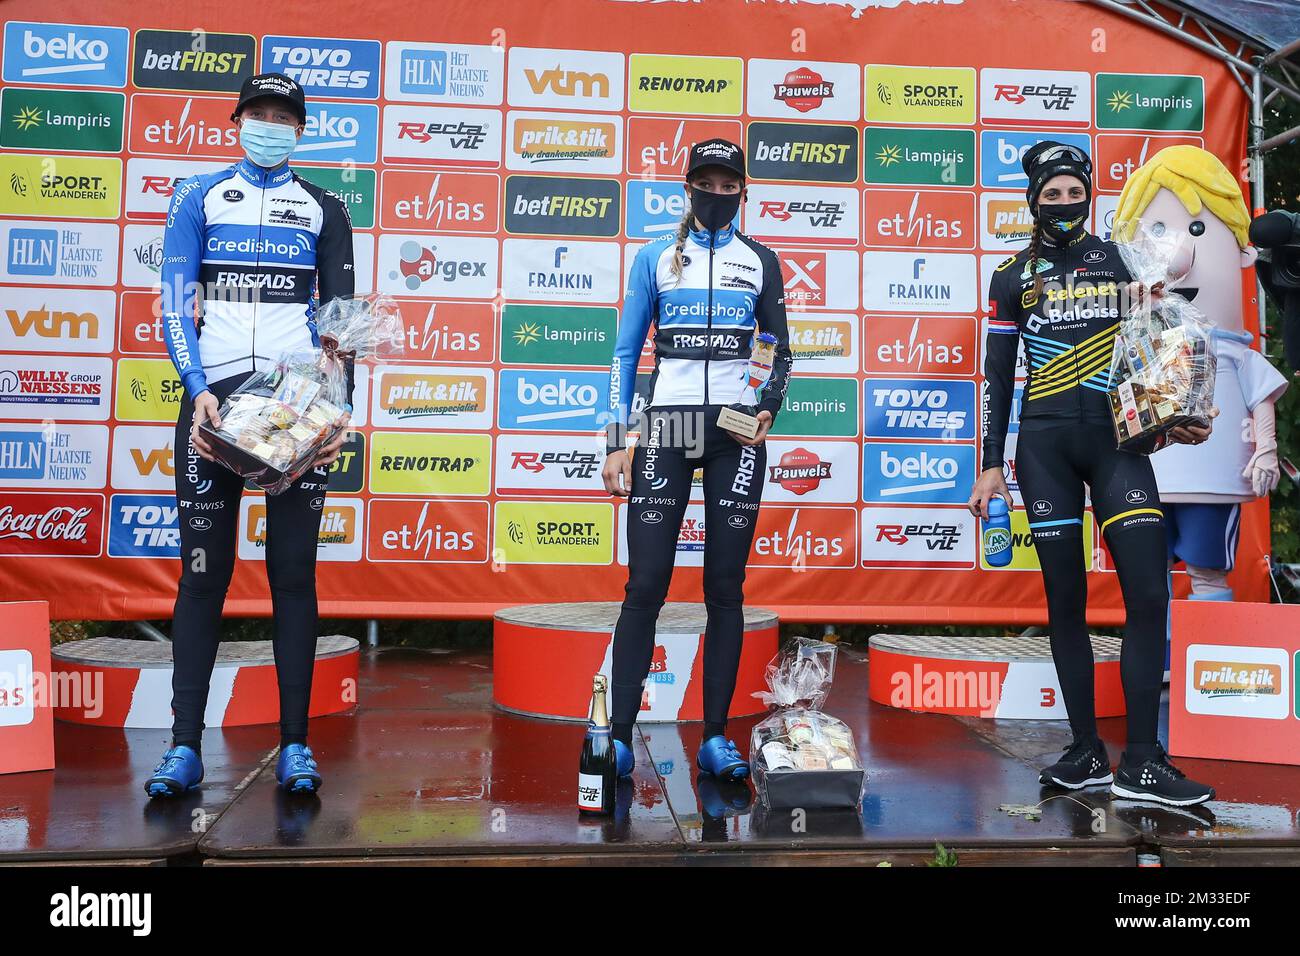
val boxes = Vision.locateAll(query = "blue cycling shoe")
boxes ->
[276,744,322,795]
[697,736,749,781]
[613,738,635,778]
[144,745,204,798]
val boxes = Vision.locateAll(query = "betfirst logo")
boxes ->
[379,170,496,232]
[863,189,974,249]
[1192,661,1282,699]
[367,499,487,562]
[750,507,855,568]
[128,94,240,158]
[864,316,975,377]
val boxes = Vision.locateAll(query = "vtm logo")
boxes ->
[768,447,832,495]
[773,66,834,113]
[130,442,174,478]
[525,66,611,100]
[780,252,826,306]
[6,302,97,340]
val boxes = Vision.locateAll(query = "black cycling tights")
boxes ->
[1015,423,1168,758]
[611,407,766,741]
[171,373,329,752]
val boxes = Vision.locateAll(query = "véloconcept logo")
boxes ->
[2,22,130,88]
[132,29,255,93]
[0,492,103,556]
[777,249,858,310]
[261,36,381,98]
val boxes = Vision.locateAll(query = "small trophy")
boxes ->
[717,331,778,439]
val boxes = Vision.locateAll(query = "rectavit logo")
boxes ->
[372,365,494,430]
[1097,73,1204,132]
[507,47,625,111]
[1,219,119,286]
[125,157,226,222]
[3,22,129,88]
[132,29,255,93]
[864,316,976,377]
[0,87,124,152]
[864,379,975,440]
[861,505,976,568]
[261,36,381,98]
[746,184,859,243]
[498,369,609,431]
[495,433,606,496]
[863,441,975,504]
[980,68,1090,126]
[297,102,378,164]
[747,122,859,184]
[382,103,502,167]
[505,175,621,237]
[0,423,108,488]
[0,492,103,557]
[384,42,504,104]
[628,53,742,116]
[864,127,975,187]
[108,494,179,558]
[366,498,488,563]
[2,288,115,354]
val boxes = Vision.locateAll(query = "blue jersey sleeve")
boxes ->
[161,175,208,398]
[606,241,659,453]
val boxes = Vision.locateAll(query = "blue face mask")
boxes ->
[240,118,298,168]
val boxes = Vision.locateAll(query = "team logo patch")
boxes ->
[1083,249,1106,264]
[728,514,749,529]
[641,510,663,525]
[1032,500,1052,516]
[1125,489,1148,505]
[189,516,212,531]
[222,189,244,202]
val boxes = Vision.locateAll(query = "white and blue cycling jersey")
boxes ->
[606,221,793,452]
[160,157,354,399]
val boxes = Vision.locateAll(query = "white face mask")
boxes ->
[239,118,298,168]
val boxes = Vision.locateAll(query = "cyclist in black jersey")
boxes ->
[970,141,1215,806]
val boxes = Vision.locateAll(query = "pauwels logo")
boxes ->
[744,60,860,120]
[132,29,255,93]
[768,447,831,495]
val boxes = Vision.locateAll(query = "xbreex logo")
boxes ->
[108,494,179,558]
[132,30,255,93]
[781,251,825,306]
[129,94,240,158]
[626,180,690,239]
[747,122,858,184]
[865,379,975,440]
[0,88,124,153]
[978,130,1091,190]
[864,442,975,505]
[866,316,974,376]
[386,42,503,103]
[774,66,834,112]
[864,189,973,248]
[505,175,620,238]
[498,369,608,431]
[261,36,381,98]
[769,447,831,495]
[2,22,129,88]
[368,499,485,562]
[380,170,494,231]
[297,102,379,164]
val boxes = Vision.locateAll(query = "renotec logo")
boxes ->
[1192,660,1282,699]
[50,885,150,935]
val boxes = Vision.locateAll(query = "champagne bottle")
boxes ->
[578,674,617,815]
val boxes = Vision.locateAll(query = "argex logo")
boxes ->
[3,22,129,88]
[261,36,381,98]
[132,29,255,93]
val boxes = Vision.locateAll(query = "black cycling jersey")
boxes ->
[982,230,1132,471]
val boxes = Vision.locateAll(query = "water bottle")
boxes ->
[983,496,1013,567]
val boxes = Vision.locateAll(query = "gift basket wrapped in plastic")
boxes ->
[1107,219,1217,454]
[199,293,404,494]
[749,638,865,809]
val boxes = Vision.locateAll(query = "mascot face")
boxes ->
[1139,187,1257,334]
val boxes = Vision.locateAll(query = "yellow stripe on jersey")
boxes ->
[1100,508,1163,534]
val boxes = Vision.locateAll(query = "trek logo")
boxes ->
[508,48,625,111]
[498,369,608,431]
[3,22,129,88]
[863,442,976,505]
[747,122,858,183]
[261,36,381,98]
[108,494,179,558]
[132,30,255,93]
[505,175,620,237]
[864,379,975,440]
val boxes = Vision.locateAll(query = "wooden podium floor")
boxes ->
[3,646,1299,866]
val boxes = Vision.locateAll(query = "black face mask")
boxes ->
[1037,199,1089,242]
[689,187,741,232]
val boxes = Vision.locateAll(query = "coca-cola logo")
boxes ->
[0,496,103,556]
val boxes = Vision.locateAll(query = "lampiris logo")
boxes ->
[864,128,975,187]
[504,175,620,237]
[500,304,614,366]
[0,88,124,152]
[132,30,256,93]
[1097,73,1204,132]
[747,122,858,183]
